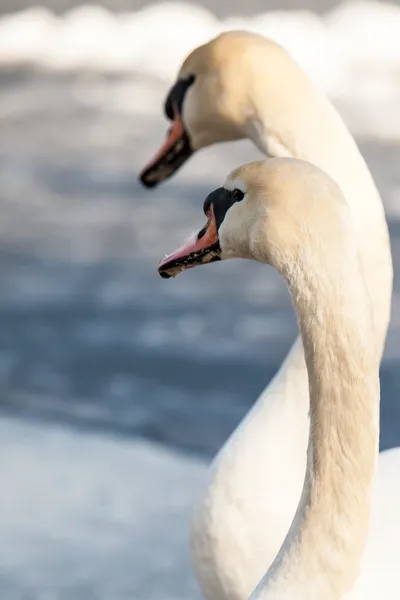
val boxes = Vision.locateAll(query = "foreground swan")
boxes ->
[158,159,400,599]
[140,33,394,600]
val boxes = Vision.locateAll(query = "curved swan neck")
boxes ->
[251,245,380,600]
[244,89,392,357]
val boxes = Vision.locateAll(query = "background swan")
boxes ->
[158,158,400,599]
[140,32,394,600]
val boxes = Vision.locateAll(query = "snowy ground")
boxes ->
[1,1,400,599]
[0,416,205,600]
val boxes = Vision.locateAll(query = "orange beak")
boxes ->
[140,104,193,188]
[158,205,221,279]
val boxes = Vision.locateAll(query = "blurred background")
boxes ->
[0,0,400,598]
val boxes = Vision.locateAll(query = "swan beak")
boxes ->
[140,105,193,188]
[158,205,221,279]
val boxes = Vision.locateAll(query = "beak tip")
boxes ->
[157,255,176,279]
[139,170,159,188]
[158,270,171,279]
[139,115,193,189]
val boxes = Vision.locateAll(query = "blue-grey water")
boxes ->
[1,70,399,457]
[0,2,400,599]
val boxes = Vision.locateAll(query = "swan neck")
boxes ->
[251,254,379,600]
[244,97,392,360]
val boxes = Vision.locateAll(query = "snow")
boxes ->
[0,414,205,600]
[1,1,400,598]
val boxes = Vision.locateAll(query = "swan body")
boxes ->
[140,33,396,600]
[158,159,400,599]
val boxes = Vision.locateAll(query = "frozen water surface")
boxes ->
[0,1,400,598]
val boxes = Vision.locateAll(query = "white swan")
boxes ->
[157,158,400,599]
[140,32,394,600]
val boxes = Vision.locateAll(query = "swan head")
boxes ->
[158,158,351,279]
[140,32,306,188]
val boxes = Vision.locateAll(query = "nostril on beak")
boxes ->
[203,197,212,216]
[164,98,173,121]
[197,225,207,240]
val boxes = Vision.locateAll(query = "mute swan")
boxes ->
[157,158,400,599]
[140,33,394,600]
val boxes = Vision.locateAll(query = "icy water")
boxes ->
[1,70,400,457]
[1,1,400,597]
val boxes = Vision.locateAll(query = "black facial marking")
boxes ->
[203,187,244,230]
[232,188,245,202]
[164,74,195,120]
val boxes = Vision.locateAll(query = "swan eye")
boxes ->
[232,189,245,202]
